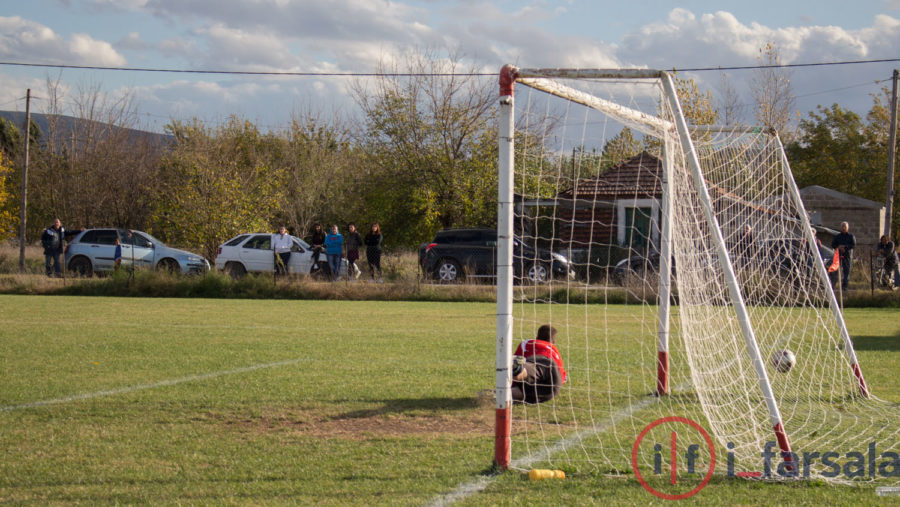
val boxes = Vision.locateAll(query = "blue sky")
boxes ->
[1,0,898,132]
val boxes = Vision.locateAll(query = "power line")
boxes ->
[677,58,900,73]
[0,57,898,76]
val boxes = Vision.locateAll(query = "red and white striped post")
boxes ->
[494,64,518,469]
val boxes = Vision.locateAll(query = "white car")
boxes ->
[66,228,210,276]
[215,233,346,278]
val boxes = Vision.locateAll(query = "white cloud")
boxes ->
[0,73,46,113]
[0,16,126,66]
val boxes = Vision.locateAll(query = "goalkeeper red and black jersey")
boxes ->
[515,339,567,384]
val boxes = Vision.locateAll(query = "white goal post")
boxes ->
[493,65,885,479]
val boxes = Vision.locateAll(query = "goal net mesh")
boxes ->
[506,70,899,484]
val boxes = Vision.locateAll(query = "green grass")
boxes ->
[0,296,897,505]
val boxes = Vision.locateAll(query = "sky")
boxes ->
[0,0,899,133]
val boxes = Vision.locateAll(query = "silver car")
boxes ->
[65,228,210,276]
[215,233,346,277]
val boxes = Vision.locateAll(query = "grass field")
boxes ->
[1,295,898,505]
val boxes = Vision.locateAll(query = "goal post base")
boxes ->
[493,406,511,470]
[852,363,870,398]
[656,350,669,396]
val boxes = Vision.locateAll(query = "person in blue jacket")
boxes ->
[324,225,344,281]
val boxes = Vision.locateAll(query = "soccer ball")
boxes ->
[771,350,796,373]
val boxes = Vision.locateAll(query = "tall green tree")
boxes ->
[0,152,16,240]
[278,114,357,241]
[151,117,283,260]
[786,97,900,239]
[352,49,497,246]
[788,104,879,198]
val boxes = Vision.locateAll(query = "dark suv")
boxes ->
[418,228,575,283]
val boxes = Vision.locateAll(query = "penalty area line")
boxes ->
[427,392,667,507]
[0,358,307,412]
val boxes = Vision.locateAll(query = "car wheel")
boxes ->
[526,263,549,284]
[436,259,462,283]
[224,262,246,278]
[156,258,180,274]
[68,256,93,277]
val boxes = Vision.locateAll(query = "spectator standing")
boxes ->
[877,235,900,287]
[271,226,293,276]
[830,221,856,291]
[364,222,383,283]
[308,223,326,274]
[324,225,344,280]
[114,237,123,271]
[345,223,363,280]
[40,218,80,277]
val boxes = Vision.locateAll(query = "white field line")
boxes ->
[428,387,684,507]
[0,358,306,413]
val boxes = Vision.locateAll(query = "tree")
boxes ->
[28,79,160,235]
[751,42,796,139]
[787,104,880,199]
[673,75,719,126]
[717,72,745,127]
[277,112,357,241]
[352,49,497,246]
[0,152,16,240]
[150,117,283,260]
[600,128,643,169]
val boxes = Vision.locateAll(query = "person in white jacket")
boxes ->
[271,226,293,276]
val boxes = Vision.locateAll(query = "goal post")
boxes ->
[493,65,895,482]
[660,72,795,469]
[493,64,516,469]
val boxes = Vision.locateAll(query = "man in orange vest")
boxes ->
[511,324,567,404]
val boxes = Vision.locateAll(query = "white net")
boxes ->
[503,68,900,485]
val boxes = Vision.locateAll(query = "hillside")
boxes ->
[0,111,171,148]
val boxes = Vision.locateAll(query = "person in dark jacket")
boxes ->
[308,223,326,274]
[364,222,383,283]
[344,223,363,280]
[41,218,81,277]
[830,221,856,291]
[877,235,900,287]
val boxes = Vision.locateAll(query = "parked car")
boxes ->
[612,238,836,285]
[65,228,210,276]
[418,228,575,283]
[215,233,347,278]
[613,249,665,285]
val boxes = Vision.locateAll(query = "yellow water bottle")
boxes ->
[528,469,565,480]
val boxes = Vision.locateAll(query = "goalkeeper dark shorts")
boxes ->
[511,355,562,404]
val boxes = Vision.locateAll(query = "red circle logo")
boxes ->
[631,416,716,500]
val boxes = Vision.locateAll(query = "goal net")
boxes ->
[494,66,900,486]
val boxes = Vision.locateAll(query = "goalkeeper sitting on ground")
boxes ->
[511,324,567,404]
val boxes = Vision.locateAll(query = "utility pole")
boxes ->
[885,69,898,238]
[18,89,31,272]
